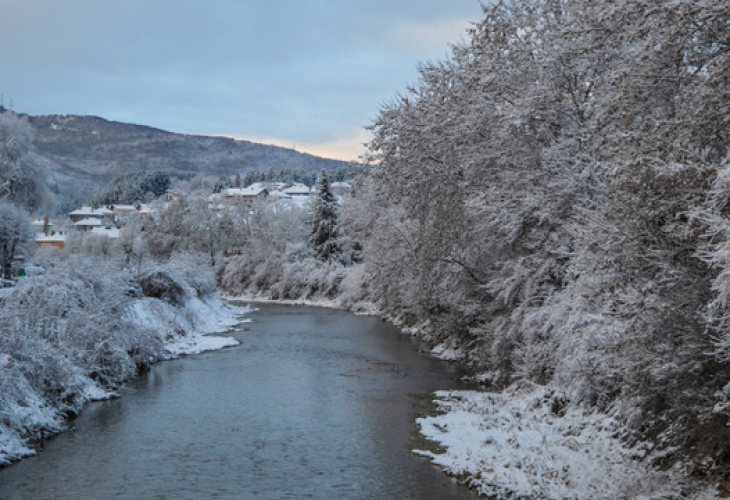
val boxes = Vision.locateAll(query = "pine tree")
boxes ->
[310,170,342,262]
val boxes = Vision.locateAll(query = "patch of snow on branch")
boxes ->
[414,385,715,499]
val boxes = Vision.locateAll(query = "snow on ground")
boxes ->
[222,294,340,310]
[223,293,379,316]
[414,384,717,500]
[430,341,466,362]
[164,295,251,356]
[130,295,251,357]
[0,294,252,466]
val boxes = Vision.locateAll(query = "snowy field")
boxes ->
[415,385,717,499]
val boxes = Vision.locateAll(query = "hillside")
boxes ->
[25,113,348,212]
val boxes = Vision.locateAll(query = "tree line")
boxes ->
[347,0,730,484]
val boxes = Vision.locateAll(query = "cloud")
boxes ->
[0,0,484,160]
[385,18,474,56]
[238,129,372,163]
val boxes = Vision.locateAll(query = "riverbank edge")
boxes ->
[0,294,251,468]
[226,294,720,499]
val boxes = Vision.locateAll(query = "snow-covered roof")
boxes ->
[282,184,311,196]
[35,233,66,242]
[267,190,291,199]
[110,204,138,212]
[248,181,287,192]
[74,217,104,227]
[274,196,310,210]
[224,186,268,197]
[32,218,53,227]
[69,206,114,217]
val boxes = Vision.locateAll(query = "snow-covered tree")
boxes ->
[310,170,342,262]
[91,170,179,205]
[0,111,46,211]
[352,0,730,482]
[142,193,244,264]
[0,200,34,279]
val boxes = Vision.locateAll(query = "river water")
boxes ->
[0,303,478,499]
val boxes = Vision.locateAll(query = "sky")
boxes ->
[0,0,484,162]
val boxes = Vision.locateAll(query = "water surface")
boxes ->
[0,304,477,499]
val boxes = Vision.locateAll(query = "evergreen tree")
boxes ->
[213,174,229,194]
[310,170,342,262]
[91,170,182,205]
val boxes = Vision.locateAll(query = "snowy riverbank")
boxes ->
[0,291,250,467]
[132,294,250,357]
[415,384,718,499]
[213,295,722,498]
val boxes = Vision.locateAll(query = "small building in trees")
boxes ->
[35,232,66,249]
[330,182,352,197]
[69,206,115,223]
[222,186,269,206]
[282,183,311,198]
[108,203,150,222]
[73,217,104,232]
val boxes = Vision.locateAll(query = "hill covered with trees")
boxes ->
[14,111,348,213]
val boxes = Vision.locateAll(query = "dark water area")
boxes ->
[0,303,478,499]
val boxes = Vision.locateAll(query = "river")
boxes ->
[0,303,478,499]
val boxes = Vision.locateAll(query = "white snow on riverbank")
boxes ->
[223,294,379,316]
[223,294,339,309]
[0,295,251,466]
[130,295,251,357]
[415,384,717,499]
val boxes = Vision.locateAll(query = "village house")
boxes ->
[330,181,352,197]
[68,206,115,224]
[73,217,105,232]
[107,203,151,222]
[35,232,66,250]
[222,185,269,206]
[32,218,66,249]
[281,183,311,198]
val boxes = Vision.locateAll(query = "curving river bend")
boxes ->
[0,303,478,499]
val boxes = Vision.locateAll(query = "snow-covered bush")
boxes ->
[0,246,240,465]
[164,251,217,297]
[216,189,357,303]
[2,255,163,390]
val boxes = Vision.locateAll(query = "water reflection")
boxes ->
[0,304,477,499]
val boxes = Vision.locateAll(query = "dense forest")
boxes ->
[2,0,730,496]
[350,0,730,490]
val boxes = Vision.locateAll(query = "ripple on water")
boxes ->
[0,304,475,500]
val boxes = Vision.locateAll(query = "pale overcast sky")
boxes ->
[0,0,483,161]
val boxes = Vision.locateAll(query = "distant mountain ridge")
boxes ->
[24,113,349,212]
